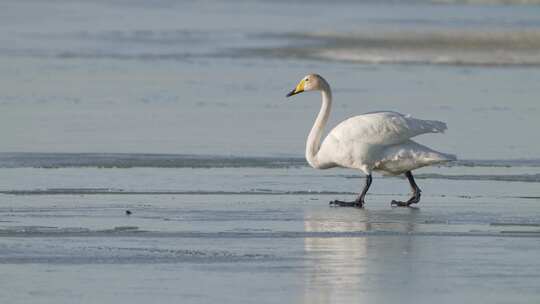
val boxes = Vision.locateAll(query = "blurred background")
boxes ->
[1,0,540,159]
[2,3,540,303]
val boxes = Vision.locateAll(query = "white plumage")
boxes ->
[286,73,456,207]
[318,111,456,174]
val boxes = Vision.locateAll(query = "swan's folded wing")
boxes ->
[375,140,457,175]
[328,111,447,146]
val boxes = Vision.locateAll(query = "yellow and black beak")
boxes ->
[286,79,305,97]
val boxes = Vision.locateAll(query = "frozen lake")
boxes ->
[2,193,540,304]
[1,0,540,302]
[1,158,540,303]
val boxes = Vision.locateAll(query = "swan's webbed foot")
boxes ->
[391,171,422,207]
[330,174,372,208]
[391,191,421,207]
[329,200,364,208]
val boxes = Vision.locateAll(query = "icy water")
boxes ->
[1,0,540,303]
[1,155,540,303]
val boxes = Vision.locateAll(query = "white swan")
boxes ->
[286,74,456,207]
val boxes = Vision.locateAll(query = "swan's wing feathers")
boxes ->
[375,140,457,175]
[329,112,447,145]
[404,114,447,134]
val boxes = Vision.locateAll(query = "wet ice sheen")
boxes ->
[0,163,539,304]
[1,0,540,303]
[1,192,540,304]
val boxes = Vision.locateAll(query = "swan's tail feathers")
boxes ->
[427,151,457,166]
[439,152,457,162]
[376,140,457,175]
[421,119,448,134]
[413,149,457,166]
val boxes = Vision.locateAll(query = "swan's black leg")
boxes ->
[391,171,421,207]
[330,174,372,208]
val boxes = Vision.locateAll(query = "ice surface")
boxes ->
[1,168,540,303]
[1,0,540,302]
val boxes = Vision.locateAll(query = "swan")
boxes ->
[286,74,456,207]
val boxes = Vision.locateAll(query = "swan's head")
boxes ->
[286,74,328,97]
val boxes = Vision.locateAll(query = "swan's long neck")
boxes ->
[306,86,332,169]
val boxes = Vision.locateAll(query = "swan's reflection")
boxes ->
[302,207,420,303]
